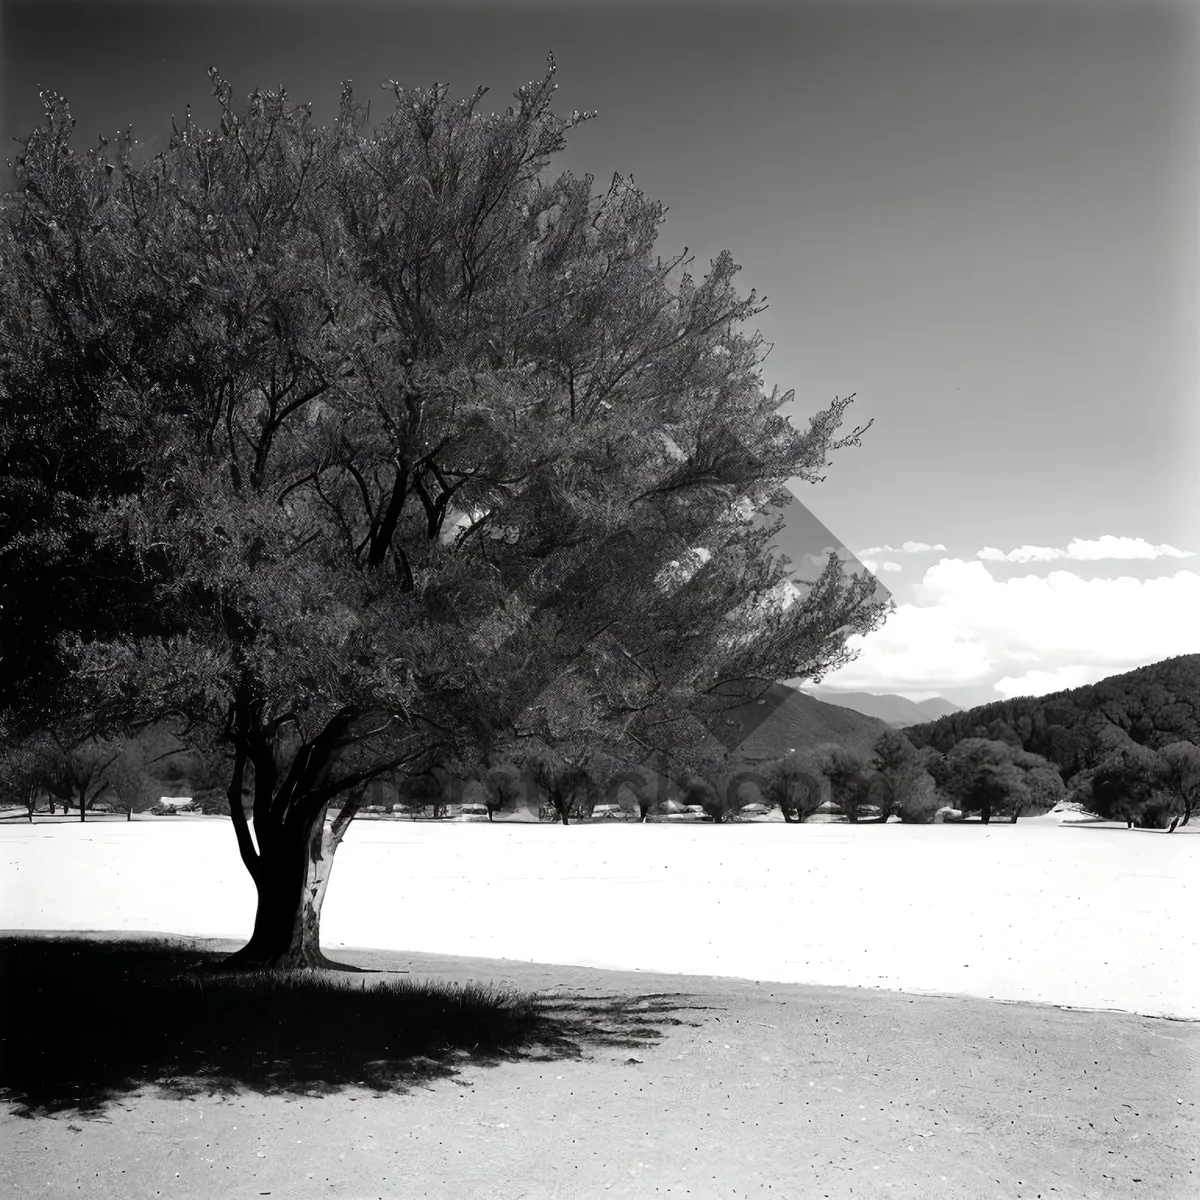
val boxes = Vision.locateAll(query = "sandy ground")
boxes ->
[2,816,1197,1017]
[2,937,1198,1200]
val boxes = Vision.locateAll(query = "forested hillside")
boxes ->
[902,654,1200,778]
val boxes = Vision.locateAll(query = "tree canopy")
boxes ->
[0,61,887,964]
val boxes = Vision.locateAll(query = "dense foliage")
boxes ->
[0,62,887,961]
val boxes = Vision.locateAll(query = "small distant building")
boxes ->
[158,796,193,810]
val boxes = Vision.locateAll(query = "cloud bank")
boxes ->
[977,537,1194,564]
[817,558,1200,699]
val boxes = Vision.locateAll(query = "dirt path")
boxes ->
[3,938,1197,1199]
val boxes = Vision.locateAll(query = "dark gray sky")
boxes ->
[4,0,1196,703]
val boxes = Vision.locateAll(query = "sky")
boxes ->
[3,0,1197,708]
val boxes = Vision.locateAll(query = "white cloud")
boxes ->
[977,544,1060,563]
[857,541,946,557]
[860,558,879,574]
[1064,536,1193,561]
[880,561,902,572]
[977,537,1194,564]
[816,559,1200,695]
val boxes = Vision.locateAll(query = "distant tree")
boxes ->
[106,754,159,822]
[673,749,763,824]
[609,764,667,822]
[0,733,60,821]
[855,771,895,822]
[890,765,942,823]
[1010,751,1066,821]
[1090,743,1184,830]
[815,744,868,821]
[723,768,768,820]
[864,730,944,823]
[517,742,592,826]
[942,738,1030,825]
[1157,741,1200,827]
[41,734,124,822]
[187,748,237,816]
[871,728,916,774]
[105,727,193,820]
[483,760,533,822]
[761,751,826,823]
[403,768,453,820]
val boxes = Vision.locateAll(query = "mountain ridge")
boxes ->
[795,688,962,728]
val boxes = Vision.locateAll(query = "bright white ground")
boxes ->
[2,816,1196,1019]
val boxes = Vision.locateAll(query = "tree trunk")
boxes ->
[980,801,991,825]
[559,809,569,826]
[1009,811,1019,824]
[127,807,132,821]
[225,801,349,970]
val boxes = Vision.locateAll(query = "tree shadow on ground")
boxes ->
[0,936,708,1118]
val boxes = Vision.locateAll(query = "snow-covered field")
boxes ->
[2,816,1196,1019]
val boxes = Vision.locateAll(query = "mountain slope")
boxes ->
[708,683,891,765]
[800,688,961,728]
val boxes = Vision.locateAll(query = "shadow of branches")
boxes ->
[0,936,707,1117]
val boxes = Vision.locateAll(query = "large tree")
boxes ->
[1,61,887,967]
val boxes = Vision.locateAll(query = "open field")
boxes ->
[3,815,1196,1018]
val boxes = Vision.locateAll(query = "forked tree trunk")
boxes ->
[227,798,353,970]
